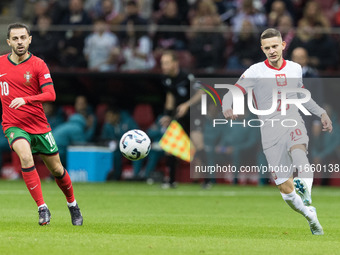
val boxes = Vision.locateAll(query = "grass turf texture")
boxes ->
[0,180,339,255]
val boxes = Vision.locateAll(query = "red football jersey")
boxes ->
[0,53,55,134]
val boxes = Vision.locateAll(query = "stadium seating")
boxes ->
[133,103,155,131]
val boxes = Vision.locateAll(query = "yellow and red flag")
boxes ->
[159,120,195,162]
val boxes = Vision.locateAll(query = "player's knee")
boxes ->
[19,153,34,167]
[49,164,64,176]
[278,179,294,194]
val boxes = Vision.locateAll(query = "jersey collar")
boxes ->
[7,52,32,66]
[264,58,286,71]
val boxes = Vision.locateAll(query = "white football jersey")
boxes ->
[236,59,307,149]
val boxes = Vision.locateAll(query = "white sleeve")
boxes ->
[235,67,257,94]
[222,66,256,112]
[298,91,326,117]
[222,91,233,112]
[297,65,325,117]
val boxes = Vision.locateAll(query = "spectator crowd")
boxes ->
[1,0,340,72]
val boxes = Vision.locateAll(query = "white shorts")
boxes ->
[263,122,309,185]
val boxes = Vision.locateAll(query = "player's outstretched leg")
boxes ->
[55,168,83,226]
[281,190,323,235]
[21,166,51,225]
[293,177,312,206]
[41,154,83,226]
[279,177,323,235]
[291,148,313,206]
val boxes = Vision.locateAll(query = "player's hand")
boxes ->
[223,109,238,120]
[9,98,26,109]
[176,102,189,118]
[321,112,332,133]
[159,115,172,128]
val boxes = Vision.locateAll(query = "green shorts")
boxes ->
[5,127,59,155]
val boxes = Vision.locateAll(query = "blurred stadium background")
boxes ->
[0,0,339,185]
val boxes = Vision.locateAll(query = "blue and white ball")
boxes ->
[119,129,151,161]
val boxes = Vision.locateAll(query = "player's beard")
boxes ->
[13,45,28,57]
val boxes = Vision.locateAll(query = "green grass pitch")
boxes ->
[0,180,339,255]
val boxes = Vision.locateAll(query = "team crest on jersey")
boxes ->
[275,74,287,86]
[24,71,32,86]
[238,74,245,83]
[10,132,14,139]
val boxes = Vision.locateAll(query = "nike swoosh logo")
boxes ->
[50,147,56,152]
[293,137,302,142]
[30,184,38,190]
[67,185,72,190]
[0,73,7,77]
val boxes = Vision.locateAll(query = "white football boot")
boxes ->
[307,206,324,235]
[294,177,312,206]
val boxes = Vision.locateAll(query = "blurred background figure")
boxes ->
[119,0,155,71]
[189,15,225,71]
[277,14,295,58]
[310,104,340,185]
[227,20,262,70]
[133,115,165,183]
[58,0,92,68]
[264,0,295,24]
[159,51,203,188]
[0,123,11,173]
[267,0,292,27]
[100,0,124,25]
[43,102,66,130]
[153,0,189,23]
[121,0,147,26]
[298,0,330,29]
[53,113,88,165]
[291,47,324,139]
[153,0,187,51]
[215,112,260,184]
[74,95,97,142]
[304,22,338,71]
[100,107,138,180]
[84,18,120,71]
[29,15,60,66]
[231,0,267,39]
[31,0,50,25]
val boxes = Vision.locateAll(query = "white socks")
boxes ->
[291,149,313,194]
[67,200,77,207]
[281,191,313,220]
[38,203,47,209]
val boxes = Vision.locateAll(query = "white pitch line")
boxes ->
[0,190,27,195]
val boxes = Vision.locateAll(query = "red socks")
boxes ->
[55,169,75,203]
[22,167,75,206]
[21,166,45,207]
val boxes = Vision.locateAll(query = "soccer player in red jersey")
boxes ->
[0,23,83,226]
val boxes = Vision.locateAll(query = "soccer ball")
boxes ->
[119,129,151,161]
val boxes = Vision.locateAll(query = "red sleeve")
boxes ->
[235,84,246,94]
[23,84,56,105]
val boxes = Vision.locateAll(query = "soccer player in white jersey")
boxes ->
[222,28,333,235]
